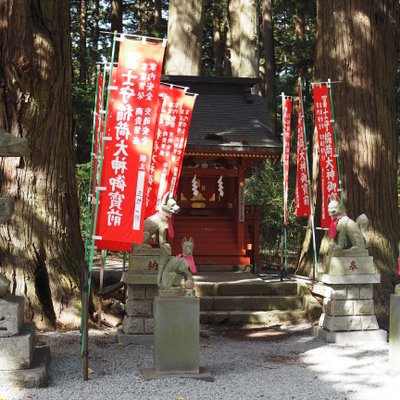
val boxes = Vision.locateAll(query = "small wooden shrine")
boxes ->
[162,76,282,267]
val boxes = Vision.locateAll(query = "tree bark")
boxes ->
[261,0,277,135]
[298,0,400,326]
[0,0,84,329]
[164,0,205,76]
[78,0,88,84]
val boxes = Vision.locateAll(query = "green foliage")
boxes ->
[245,160,304,255]
[75,162,92,234]
[72,83,96,163]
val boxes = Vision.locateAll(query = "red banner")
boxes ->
[168,93,197,196]
[282,96,292,225]
[95,38,165,250]
[145,84,187,217]
[295,82,311,217]
[313,84,340,228]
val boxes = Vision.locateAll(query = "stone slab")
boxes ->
[0,293,24,336]
[0,323,35,370]
[389,294,400,370]
[153,297,200,375]
[140,366,214,382]
[319,274,380,285]
[122,272,158,285]
[316,327,387,344]
[0,346,50,388]
[117,333,153,346]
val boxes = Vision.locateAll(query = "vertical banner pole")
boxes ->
[97,249,107,328]
[81,31,118,381]
[298,78,318,280]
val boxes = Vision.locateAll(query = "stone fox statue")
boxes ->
[157,244,193,290]
[327,197,369,252]
[143,192,180,246]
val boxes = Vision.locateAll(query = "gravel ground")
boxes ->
[1,325,399,400]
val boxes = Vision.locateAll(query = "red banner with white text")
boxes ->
[168,93,197,196]
[282,96,292,226]
[295,82,311,217]
[313,84,339,228]
[95,38,165,250]
[145,84,187,217]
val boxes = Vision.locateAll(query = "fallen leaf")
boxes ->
[206,344,215,349]
[88,367,95,374]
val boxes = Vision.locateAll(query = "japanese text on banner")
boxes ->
[282,96,292,226]
[96,38,165,250]
[145,84,187,217]
[313,84,339,228]
[295,83,311,217]
[168,93,197,196]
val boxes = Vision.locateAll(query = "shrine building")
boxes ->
[162,76,282,267]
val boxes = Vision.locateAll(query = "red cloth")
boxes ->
[167,216,174,239]
[329,216,343,239]
[177,254,197,274]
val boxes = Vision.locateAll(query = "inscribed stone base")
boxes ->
[389,294,400,370]
[153,297,200,375]
[315,326,387,344]
[0,346,50,388]
[0,293,24,337]
[140,366,214,381]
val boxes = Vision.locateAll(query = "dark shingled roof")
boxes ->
[161,76,282,155]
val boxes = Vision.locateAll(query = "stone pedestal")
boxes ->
[0,295,50,388]
[119,246,163,345]
[389,293,400,370]
[141,296,213,381]
[316,253,387,343]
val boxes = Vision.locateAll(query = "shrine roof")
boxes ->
[161,76,282,156]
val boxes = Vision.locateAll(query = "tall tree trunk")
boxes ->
[154,0,162,33]
[261,0,277,135]
[298,0,400,327]
[92,0,100,63]
[111,0,123,33]
[228,0,258,77]
[212,1,225,77]
[79,0,88,84]
[293,0,305,77]
[164,0,205,76]
[228,0,241,76]
[0,0,84,329]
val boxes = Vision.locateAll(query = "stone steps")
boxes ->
[200,295,303,312]
[200,309,311,327]
[193,274,322,327]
